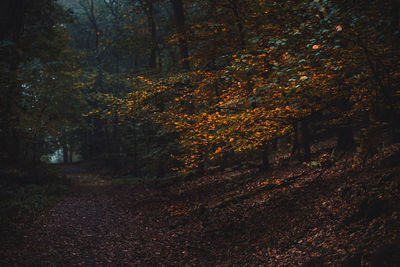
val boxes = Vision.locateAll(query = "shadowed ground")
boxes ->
[1,146,400,266]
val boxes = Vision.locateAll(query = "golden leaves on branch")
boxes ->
[88,40,346,172]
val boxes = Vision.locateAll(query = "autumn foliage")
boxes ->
[83,0,399,174]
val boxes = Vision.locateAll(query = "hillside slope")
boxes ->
[1,144,400,266]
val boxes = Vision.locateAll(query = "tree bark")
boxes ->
[391,0,400,141]
[143,1,158,69]
[0,0,26,41]
[301,119,310,161]
[230,0,246,47]
[337,127,354,150]
[292,121,300,159]
[69,147,73,163]
[132,122,138,176]
[63,144,69,164]
[171,0,190,70]
[0,0,28,167]
[261,142,270,171]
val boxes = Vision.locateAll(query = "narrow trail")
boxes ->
[1,164,226,266]
[1,165,191,266]
[2,144,400,266]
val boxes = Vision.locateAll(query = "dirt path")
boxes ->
[1,165,221,266]
[1,166,173,266]
[2,146,400,266]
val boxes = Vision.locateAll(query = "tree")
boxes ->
[171,0,190,70]
[0,0,88,179]
[63,0,400,175]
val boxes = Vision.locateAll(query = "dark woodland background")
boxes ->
[1,0,400,265]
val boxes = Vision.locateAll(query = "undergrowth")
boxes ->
[0,166,71,247]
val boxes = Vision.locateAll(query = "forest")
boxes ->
[1,0,400,265]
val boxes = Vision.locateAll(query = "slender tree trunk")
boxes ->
[69,147,73,163]
[115,54,120,74]
[88,0,100,50]
[63,144,69,164]
[133,54,139,70]
[0,0,26,41]
[32,140,39,163]
[145,2,158,69]
[230,0,245,47]
[337,127,354,150]
[292,121,300,159]
[197,156,205,176]
[4,64,21,165]
[171,0,190,70]
[86,117,95,159]
[391,0,400,141]
[272,138,278,152]
[0,0,28,167]
[132,122,138,176]
[261,142,270,171]
[157,50,162,69]
[301,119,310,161]
[112,119,120,170]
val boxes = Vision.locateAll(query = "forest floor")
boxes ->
[1,143,400,266]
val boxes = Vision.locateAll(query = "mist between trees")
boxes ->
[1,0,399,179]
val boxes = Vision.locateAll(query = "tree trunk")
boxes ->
[337,127,354,150]
[145,2,158,69]
[68,147,74,163]
[261,142,270,171]
[292,121,300,159]
[301,119,310,161]
[230,0,246,47]
[197,159,205,176]
[391,0,400,141]
[0,0,27,167]
[171,0,190,70]
[272,138,278,152]
[132,123,138,176]
[0,0,26,41]
[63,144,69,164]
[112,120,121,170]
